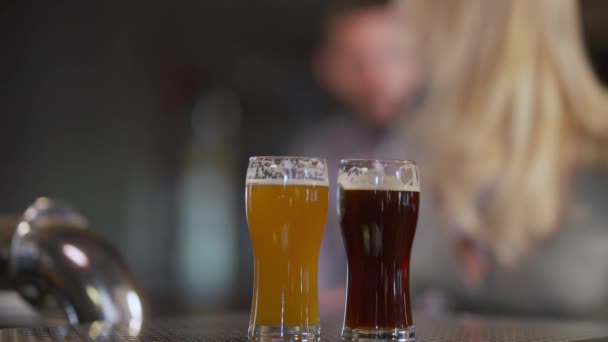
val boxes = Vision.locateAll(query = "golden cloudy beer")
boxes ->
[246,157,329,341]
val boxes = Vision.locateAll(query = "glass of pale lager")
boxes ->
[246,156,329,341]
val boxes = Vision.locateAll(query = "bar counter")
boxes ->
[0,313,607,341]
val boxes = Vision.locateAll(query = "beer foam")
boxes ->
[246,157,329,186]
[246,178,329,187]
[339,175,420,192]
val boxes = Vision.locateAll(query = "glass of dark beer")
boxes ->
[338,159,420,342]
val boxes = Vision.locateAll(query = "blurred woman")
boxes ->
[402,0,608,319]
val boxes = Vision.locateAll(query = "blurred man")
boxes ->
[290,0,422,311]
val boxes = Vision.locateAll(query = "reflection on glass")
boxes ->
[62,243,89,267]
[16,222,31,236]
[85,285,101,307]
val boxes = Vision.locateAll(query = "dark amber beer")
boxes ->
[338,160,420,342]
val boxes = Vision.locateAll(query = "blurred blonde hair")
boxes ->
[400,0,608,265]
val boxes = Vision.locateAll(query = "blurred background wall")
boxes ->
[0,0,606,317]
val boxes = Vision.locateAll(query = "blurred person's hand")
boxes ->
[456,237,487,291]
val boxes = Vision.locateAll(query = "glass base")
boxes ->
[342,326,415,342]
[249,324,321,341]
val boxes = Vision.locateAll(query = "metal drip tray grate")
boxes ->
[0,314,606,341]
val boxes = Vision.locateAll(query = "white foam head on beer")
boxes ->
[339,175,420,192]
[246,178,329,187]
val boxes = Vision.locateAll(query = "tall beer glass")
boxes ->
[338,159,420,342]
[246,156,329,341]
